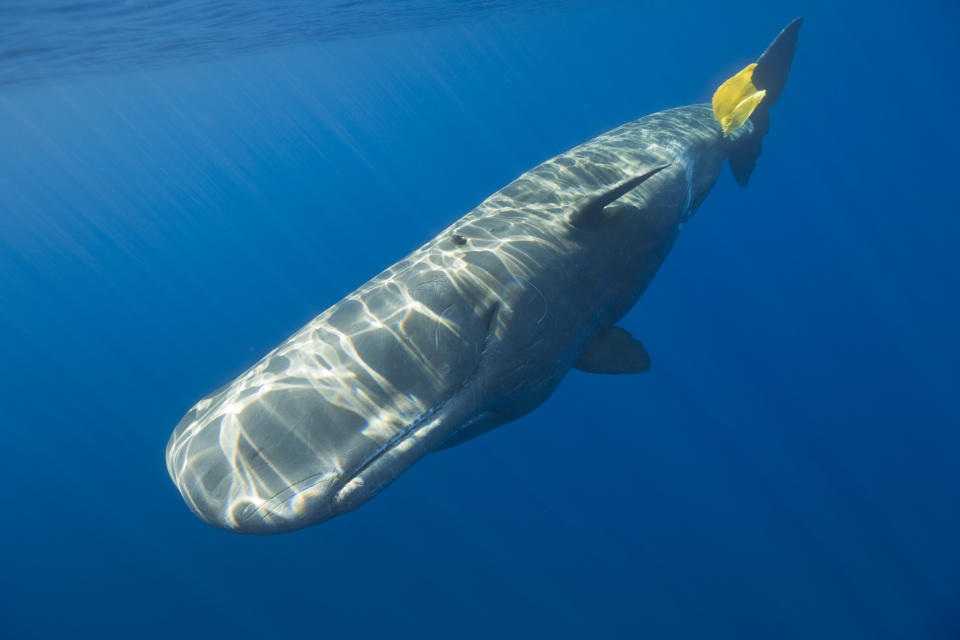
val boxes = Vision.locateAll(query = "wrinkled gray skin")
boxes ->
[166,105,754,534]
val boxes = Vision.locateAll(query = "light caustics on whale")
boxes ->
[166,19,803,534]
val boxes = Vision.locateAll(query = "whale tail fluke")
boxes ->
[717,17,803,187]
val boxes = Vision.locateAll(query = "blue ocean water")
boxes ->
[1,1,959,637]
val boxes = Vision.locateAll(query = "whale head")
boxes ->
[164,383,366,534]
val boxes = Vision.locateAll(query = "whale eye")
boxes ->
[452,233,467,245]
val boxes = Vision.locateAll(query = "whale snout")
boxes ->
[166,424,341,534]
[165,383,374,534]
[165,364,464,534]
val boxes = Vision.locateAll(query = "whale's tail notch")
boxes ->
[719,17,803,187]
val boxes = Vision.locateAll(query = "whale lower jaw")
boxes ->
[333,409,499,513]
[332,414,449,514]
[230,408,496,534]
[231,471,340,535]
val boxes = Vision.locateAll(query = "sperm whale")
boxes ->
[166,18,802,534]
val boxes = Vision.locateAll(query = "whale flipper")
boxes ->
[574,326,651,374]
[568,165,669,228]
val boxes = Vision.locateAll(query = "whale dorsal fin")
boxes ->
[568,164,670,229]
[574,326,651,374]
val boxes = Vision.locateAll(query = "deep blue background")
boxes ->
[2,1,959,638]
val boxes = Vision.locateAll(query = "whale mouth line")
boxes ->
[241,312,499,530]
[245,409,442,525]
[245,469,341,522]
[345,410,440,480]
[325,303,500,512]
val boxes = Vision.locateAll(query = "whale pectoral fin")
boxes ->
[574,326,651,374]
[568,164,670,229]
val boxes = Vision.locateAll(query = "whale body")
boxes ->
[166,19,802,534]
